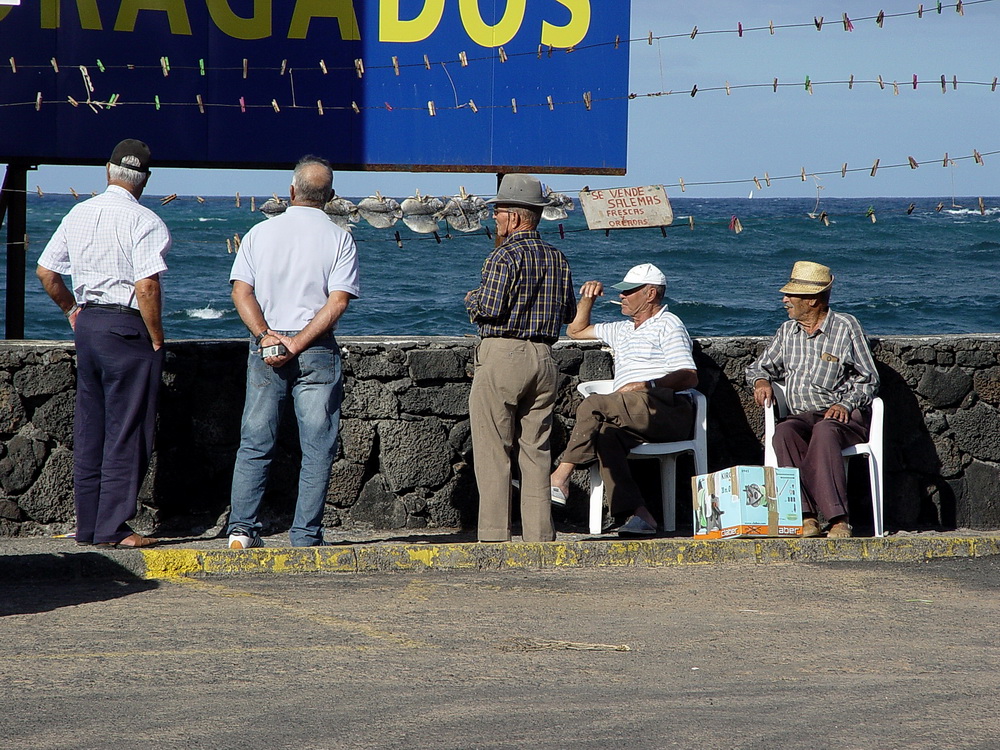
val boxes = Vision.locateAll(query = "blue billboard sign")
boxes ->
[0,1,630,174]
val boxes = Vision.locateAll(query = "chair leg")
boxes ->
[588,464,604,535]
[869,455,884,538]
[658,456,678,532]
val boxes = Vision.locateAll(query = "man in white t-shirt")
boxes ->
[226,156,360,549]
[549,264,698,536]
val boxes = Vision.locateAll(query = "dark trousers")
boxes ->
[73,308,163,544]
[560,389,694,514]
[772,409,870,520]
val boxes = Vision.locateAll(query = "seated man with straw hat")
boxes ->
[746,261,880,538]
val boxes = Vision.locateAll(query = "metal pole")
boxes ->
[3,163,29,339]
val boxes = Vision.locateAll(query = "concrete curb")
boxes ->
[132,536,1000,579]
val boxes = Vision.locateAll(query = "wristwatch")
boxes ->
[254,329,269,345]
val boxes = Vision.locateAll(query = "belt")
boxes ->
[486,334,558,346]
[82,303,143,317]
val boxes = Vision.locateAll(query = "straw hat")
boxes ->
[779,261,834,295]
[486,174,552,208]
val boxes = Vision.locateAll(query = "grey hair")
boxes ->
[292,156,333,206]
[508,205,541,229]
[650,284,666,301]
[107,163,147,187]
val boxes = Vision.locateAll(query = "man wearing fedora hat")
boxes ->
[548,263,699,536]
[464,174,576,543]
[36,138,170,548]
[746,261,880,538]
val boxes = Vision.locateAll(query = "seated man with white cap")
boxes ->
[746,261,880,539]
[550,264,698,536]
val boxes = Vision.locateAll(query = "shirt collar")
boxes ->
[106,184,138,203]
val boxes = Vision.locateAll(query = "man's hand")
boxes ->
[464,289,476,305]
[617,381,649,393]
[67,307,81,331]
[579,280,604,299]
[753,379,774,408]
[824,404,850,423]
[261,332,296,368]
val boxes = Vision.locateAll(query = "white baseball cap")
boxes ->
[611,263,667,291]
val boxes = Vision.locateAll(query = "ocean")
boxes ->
[4,194,999,340]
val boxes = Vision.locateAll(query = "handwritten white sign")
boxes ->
[579,185,673,230]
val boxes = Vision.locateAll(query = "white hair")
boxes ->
[108,163,146,187]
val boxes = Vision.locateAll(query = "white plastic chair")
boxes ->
[576,380,708,534]
[762,381,884,537]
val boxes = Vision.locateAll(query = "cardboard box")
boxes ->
[692,466,802,539]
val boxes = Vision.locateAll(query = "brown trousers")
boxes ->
[469,338,557,542]
[772,409,870,520]
[559,389,694,514]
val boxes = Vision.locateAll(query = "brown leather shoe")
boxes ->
[96,533,159,549]
[800,518,822,538]
[827,521,853,539]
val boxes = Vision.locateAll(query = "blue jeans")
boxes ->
[228,333,342,546]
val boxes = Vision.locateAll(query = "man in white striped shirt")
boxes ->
[746,261,880,539]
[550,264,698,536]
[36,139,170,548]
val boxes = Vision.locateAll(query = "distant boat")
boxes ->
[748,190,754,199]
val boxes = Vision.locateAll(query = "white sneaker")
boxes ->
[228,531,263,549]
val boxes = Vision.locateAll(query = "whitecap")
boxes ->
[187,305,225,320]
[198,217,227,222]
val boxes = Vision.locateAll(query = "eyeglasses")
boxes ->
[493,208,514,217]
[619,285,647,296]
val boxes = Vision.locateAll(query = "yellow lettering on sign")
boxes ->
[288,0,360,40]
[41,0,103,29]
[0,7,12,22]
[459,0,526,48]
[206,0,271,40]
[115,0,192,35]
[541,0,589,48]
[379,0,445,43]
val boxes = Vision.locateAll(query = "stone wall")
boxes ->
[1,335,998,537]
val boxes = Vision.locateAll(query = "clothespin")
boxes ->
[385,101,393,111]
[943,152,950,167]
[199,59,205,76]
[918,4,924,19]
[559,224,565,240]
[354,58,364,78]
[957,0,964,15]
[35,92,42,111]
[319,59,328,75]
[458,51,467,67]
[469,99,478,113]
[952,75,958,90]
[849,74,854,89]
[583,91,592,110]
[877,75,885,90]
[236,192,241,208]
[913,74,918,89]
[753,176,762,190]
[866,207,877,223]
[160,57,170,77]
[738,22,743,37]
[729,216,743,234]
[36,186,43,197]
[226,238,233,254]
[877,11,885,27]
[394,231,403,249]
[546,96,554,111]
[51,58,59,73]
[648,31,653,45]
[239,96,245,113]
[70,187,79,199]
[690,26,698,39]
[843,13,854,31]
[68,96,79,107]
[800,168,807,181]
[106,94,119,109]
[805,76,812,94]
[281,59,287,76]
[940,74,947,93]
[979,197,985,214]
[992,77,998,92]
[424,54,431,70]
[498,47,508,63]
[351,101,359,113]
[197,197,206,204]
[9,57,15,73]
[935,202,944,212]
[974,149,984,165]
[769,20,774,35]
[820,212,830,227]
[814,16,823,31]
[233,233,241,250]
[764,172,771,187]
[908,156,920,169]
[688,215,695,230]
[197,94,205,114]
[97,59,105,73]
[511,98,518,113]
[893,81,899,96]
[160,194,177,206]
[936,1,942,14]
[679,177,686,192]
[773,78,778,92]
[907,203,916,214]
[690,85,698,97]
[428,101,436,117]
[604,229,611,237]
[271,99,280,113]
[660,226,667,238]
[318,100,325,115]
[242,59,248,79]
[154,95,161,111]
[725,81,731,96]
[433,231,442,244]
[615,35,621,49]
[870,159,880,176]
[547,45,554,58]
[391,56,400,76]
[251,196,256,212]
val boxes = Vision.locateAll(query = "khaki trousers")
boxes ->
[560,389,694,515]
[470,338,557,542]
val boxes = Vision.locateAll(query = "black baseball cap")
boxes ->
[109,139,151,174]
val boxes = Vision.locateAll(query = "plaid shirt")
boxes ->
[465,230,576,341]
[746,310,879,413]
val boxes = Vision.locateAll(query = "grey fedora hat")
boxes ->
[486,174,552,208]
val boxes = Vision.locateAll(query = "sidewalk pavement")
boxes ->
[4,526,1000,581]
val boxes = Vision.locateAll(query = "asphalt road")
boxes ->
[2,559,999,750]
